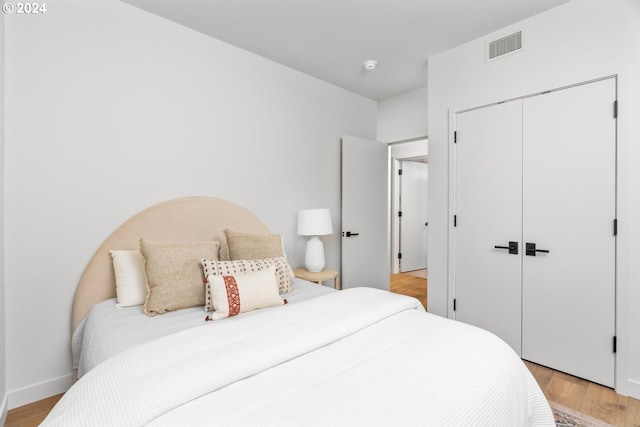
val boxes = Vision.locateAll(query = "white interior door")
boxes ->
[521,78,616,387]
[400,160,428,272]
[454,100,523,354]
[341,135,389,290]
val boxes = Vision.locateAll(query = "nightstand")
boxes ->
[293,268,340,290]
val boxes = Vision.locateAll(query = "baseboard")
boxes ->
[628,379,640,400]
[8,374,72,410]
[1,393,8,426]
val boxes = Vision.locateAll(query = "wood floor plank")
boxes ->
[581,382,628,426]
[5,393,63,427]
[524,360,554,394]
[390,272,426,309]
[526,361,640,427]
[625,395,640,427]
[543,369,589,410]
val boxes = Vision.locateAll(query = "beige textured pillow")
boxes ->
[218,233,230,261]
[224,229,283,260]
[202,257,294,311]
[206,267,284,320]
[140,239,220,316]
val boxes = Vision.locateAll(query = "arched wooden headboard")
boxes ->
[72,196,270,332]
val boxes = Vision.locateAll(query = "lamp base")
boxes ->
[305,236,325,273]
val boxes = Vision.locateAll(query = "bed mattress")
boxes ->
[73,278,334,378]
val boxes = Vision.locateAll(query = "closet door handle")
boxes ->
[494,241,518,254]
[526,243,550,256]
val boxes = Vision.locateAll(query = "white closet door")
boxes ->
[455,100,523,354]
[400,160,428,272]
[522,78,616,387]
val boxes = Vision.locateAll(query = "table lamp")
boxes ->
[297,208,333,272]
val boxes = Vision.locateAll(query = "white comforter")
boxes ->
[46,288,554,426]
[73,278,333,377]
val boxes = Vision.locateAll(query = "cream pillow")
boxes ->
[140,239,220,316]
[202,257,294,311]
[206,267,284,320]
[224,229,283,260]
[110,250,146,307]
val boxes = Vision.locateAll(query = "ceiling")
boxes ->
[121,0,570,101]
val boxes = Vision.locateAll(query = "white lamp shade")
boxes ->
[297,209,333,236]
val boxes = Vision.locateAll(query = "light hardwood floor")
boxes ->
[5,393,63,427]
[390,270,427,309]
[526,361,640,427]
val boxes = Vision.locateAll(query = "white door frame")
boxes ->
[399,160,429,272]
[390,138,428,274]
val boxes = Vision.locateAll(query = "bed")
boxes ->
[43,197,554,426]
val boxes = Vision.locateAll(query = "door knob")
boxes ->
[526,242,550,256]
[494,241,519,254]
[343,231,360,237]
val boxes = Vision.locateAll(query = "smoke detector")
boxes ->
[363,60,377,71]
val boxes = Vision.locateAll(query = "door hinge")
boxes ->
[454,215,457,227]
[454,131,457,143]
[398,252,402,259]
[614,100,618,118]
[398,169,403,175]
[613,336,617,353]
[614,219,618,236]
[453,298,457,311]
[398,211,402,217]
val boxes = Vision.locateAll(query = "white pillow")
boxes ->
[201,257,294,311]
[110,250,146,307]
[206,267,284,320]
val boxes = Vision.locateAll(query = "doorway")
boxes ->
[398,159,428,272]
[389,139,428,309]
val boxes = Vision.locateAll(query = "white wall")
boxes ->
[4,0,376,407]
[0,7,6,424]
[377,86,428,143]
[428,0,640,397]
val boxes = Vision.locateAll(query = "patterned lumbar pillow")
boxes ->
[201,257,294,311]
[140,239,220,316]
[206,267,284,320]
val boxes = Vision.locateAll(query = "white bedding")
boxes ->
[50,287,553,426]
[73,278,334,377]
